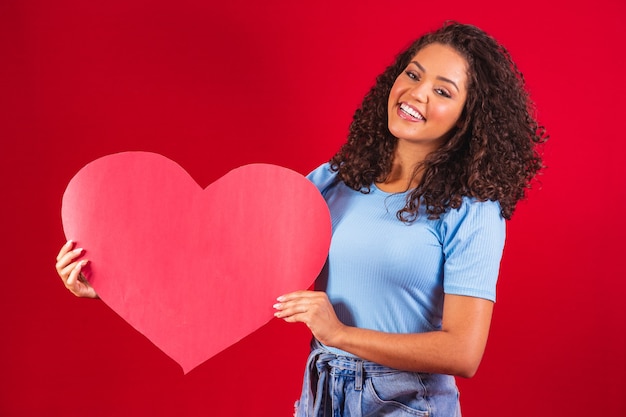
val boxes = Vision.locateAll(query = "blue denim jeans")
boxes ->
[295,340,461,417]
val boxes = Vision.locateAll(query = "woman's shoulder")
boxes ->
[306,162,339,195]
[458,197,503,216]
[439,197,505,233]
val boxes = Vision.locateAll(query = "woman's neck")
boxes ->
[376,142,432,192]
[376,164,418,193]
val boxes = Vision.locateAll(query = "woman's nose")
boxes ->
[409,82,429,103]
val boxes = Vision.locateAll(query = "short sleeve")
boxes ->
[440,199,506,302]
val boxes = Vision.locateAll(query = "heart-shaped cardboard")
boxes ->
[61,152,331,374]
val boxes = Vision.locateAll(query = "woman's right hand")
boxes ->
[55,240,98,298]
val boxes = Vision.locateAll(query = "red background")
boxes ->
[2,0,625,416]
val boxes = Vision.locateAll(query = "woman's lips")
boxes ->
[398,102,425,121]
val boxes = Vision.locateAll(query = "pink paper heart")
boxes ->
[61,152,331,374]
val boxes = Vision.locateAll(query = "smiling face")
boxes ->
[387,43,469,152]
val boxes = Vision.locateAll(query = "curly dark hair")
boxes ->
[329,21,547,221]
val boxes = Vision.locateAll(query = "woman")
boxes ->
[56,21,545,417]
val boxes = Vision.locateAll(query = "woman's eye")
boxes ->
[406,71,419,80]
[435,88,451,98]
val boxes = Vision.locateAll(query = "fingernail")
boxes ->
[80,260,88,267]
[73,248,84,254]
[66,240,74,246]
[277,295,285,302]
[273,303,281,309]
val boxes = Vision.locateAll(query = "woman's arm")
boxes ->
[274,290,493,378]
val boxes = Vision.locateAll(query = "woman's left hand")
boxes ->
[274,290,346,347]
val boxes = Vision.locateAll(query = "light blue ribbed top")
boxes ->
[307,163,506,341]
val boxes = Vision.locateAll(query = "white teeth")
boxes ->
[400,103,424,120]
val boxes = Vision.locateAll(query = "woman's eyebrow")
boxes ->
[410,60,460,92]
